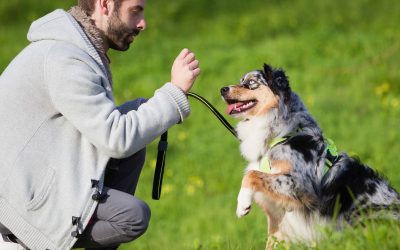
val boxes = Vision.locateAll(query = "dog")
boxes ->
[220,64,400,249]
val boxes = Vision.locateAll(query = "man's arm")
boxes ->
[45,44,192,159]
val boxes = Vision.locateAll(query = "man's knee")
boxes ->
[118,199,151,242]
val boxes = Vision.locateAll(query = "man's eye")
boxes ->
[130,6,144,14]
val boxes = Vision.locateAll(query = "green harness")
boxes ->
[259,130,339,175]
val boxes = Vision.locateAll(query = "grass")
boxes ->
[1,0,400,249]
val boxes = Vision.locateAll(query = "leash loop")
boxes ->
[152,131,168,200]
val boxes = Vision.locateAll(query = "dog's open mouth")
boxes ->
[226,99,257,115]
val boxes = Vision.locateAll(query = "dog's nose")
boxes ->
[220,87,230,95]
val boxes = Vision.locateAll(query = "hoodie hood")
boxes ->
[27,9,104,70]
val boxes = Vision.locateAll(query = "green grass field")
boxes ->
[1,0,400,249]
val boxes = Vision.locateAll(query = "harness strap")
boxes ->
[259,129,339,176]
[259,130,302,173]
[323,138,339,175]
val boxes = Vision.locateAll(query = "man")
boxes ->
[0,0,200,249]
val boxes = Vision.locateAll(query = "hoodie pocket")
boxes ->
[25,167,55,211]
[5,164,56,211]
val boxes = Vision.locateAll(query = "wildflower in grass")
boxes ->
[189,175,204,188]
[185,184,196,196]
[374,82,390,96]
[148,158,157,170]
[390,97,399,109]
[162,184,174,195]
[306,95,315,107]
[178,131,188,141]
[185,176,204,196]
[166,169,174,177]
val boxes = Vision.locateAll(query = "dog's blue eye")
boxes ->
[245,80,260,90]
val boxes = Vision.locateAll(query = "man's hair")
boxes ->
[78,0,123,15]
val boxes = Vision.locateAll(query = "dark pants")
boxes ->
[73,148,150,250]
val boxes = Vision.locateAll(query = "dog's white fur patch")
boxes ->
[279,211,327,243]
[237,114,276,162]
[237,188,253,218]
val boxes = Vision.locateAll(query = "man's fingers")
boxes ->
[171,48,200,93]
[184,52,196,64]
[177,48,190,60]
[192,67,201,77]
[188,60,199,70]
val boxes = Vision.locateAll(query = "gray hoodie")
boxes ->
[0,9,190,249]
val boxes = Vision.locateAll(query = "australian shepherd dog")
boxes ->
[220,64,400,248]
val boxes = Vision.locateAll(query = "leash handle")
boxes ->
[152,131,168,200]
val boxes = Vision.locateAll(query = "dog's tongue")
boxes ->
[226,102,245,114]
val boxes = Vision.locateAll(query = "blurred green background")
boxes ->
[1,0,400,249]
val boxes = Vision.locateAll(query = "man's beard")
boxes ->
[106,10,140,51]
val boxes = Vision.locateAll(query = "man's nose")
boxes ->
[138,18,147,30]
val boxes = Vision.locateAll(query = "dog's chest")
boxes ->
[237,119,270,162]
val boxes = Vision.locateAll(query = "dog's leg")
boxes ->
[254,193,286,250]
[237,159,297,218]
[266,233,284,250]
[236,184,253,217]
[237,169,307,248]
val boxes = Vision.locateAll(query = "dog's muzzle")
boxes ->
[220,86,230,97]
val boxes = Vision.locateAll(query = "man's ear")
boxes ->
[98,0,112,15]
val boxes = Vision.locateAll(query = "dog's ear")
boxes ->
[263,63,291,98]
[264,64,291,102]
[272,69,290,91]
[263,63,274,84]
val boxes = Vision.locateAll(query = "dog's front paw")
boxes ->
[236,188,253,218]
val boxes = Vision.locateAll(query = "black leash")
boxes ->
[186,92,237,138]
[152,92,237,200]
[152,131,168,200]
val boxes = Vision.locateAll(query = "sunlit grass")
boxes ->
[1,0,399,249]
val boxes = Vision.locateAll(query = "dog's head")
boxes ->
[221,64,291,119]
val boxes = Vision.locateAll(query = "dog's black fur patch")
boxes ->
[320,156,395,218]
[262,64,291,103]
